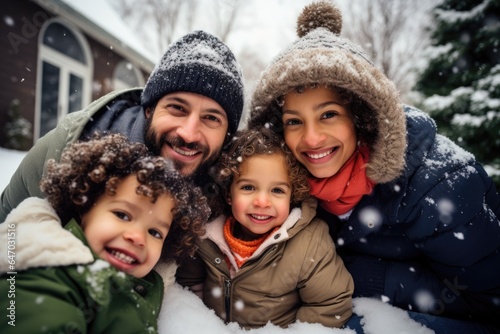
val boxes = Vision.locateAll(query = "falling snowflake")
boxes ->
[437,198,454,215]
[358,207,382,230]
[4,16,14,27]
[234,299,245,311]
[211,287,222,298]
[414,290,435,312]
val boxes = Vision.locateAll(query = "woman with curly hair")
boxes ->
[0,133,209,333]
[176,127,354,329]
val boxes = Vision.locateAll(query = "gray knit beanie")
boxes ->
[142,30,244,136]
[247,1,406,184]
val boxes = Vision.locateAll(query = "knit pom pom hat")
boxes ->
[142,30,244,136]
[247,1,406,184]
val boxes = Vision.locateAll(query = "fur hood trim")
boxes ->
[0,197,93,273]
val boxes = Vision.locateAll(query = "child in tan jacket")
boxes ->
[176,128,353,328]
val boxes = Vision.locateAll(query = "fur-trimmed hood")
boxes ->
[247,1,406,184]
[0,197,93,273]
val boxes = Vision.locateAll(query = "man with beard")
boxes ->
[0,30,244,223]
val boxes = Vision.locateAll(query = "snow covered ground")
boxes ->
[0,147,27,194]
[158,282,434,334]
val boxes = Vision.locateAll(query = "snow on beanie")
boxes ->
[247,1,407,184]
[141,30,244,136]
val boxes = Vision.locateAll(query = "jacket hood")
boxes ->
[0,197,93,273]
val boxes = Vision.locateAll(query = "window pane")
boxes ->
[43,22,86,63]
[68,74,83,113]
[40,62,59,138]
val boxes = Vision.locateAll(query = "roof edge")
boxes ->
[33,0,155,73]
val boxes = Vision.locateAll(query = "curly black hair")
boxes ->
[39,132,210,262]
[208,127,310,217]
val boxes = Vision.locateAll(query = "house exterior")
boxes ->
[0,0,154,150]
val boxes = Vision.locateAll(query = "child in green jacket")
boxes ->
[0,133,209,333]
[176,128,354,328]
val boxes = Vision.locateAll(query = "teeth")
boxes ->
[173,146,197,156]
[251,214,271,220]
[110,250,137,264]
[307,150,332,159]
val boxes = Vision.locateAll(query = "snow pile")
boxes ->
[0,147,27,193]
[158,283,434,334]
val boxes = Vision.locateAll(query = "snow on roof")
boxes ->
[58,0,156,66]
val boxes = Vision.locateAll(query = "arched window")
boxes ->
[113,60,144,91]
[35,19,92,141]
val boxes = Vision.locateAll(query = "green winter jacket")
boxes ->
[0,197,163,333]
[176,197,354,329]
[0,88,145,223]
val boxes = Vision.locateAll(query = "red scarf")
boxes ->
[308,146,375,215]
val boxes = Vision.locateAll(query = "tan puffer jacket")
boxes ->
[176,197,354,328]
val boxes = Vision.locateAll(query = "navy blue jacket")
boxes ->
[324,106,500,326]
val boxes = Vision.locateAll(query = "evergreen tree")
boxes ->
[3,99,32,151]
[415,0,500,187]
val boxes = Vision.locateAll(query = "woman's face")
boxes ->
[282,86,357,179]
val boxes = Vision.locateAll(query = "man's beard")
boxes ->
[144,116,221,185]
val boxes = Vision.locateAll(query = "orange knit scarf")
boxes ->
[308,146,375,216]
[223,216,276,268]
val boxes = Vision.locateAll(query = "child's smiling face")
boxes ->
[228,153,291,241]
[81,175,174,278]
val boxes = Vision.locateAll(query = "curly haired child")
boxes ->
[0,133,210,333]
[176,127,354,329]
